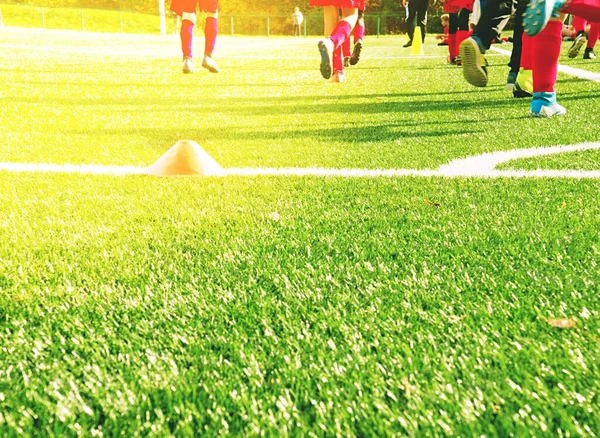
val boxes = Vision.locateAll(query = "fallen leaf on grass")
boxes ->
[425,199,441,207]
[546,318,576,328]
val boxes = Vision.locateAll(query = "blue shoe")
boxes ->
[530,92,566,117]
[524,0,567,36]
[318,39,333,80]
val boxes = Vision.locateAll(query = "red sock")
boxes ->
[342,37,351,57]
[532,20,562,93]
[588,22,600,48]
[354,21,365,41]
[181,20,194,58]
[329,21,352,49]
[204,17,218,56]
[521,33,533,70]
[571,16,587,34]
[333,45,343,72]
[448,33,457,59]
[563,0,600,22]
[456,30,469,56]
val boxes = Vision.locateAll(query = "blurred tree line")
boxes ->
[5,0,443,16]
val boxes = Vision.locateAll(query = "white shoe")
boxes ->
[331,70,346,83]
[182,57,194,74]
[202,55,220,73]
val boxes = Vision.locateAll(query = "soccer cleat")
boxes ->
[530,92,566,117]
[318,39,334,79]
[505,71,518,91]
[344,56,351,68]
[403,40,412,48]
[201,55,220,73]
[523,0,567,36]
[350,40,362,65]
[455,56,462,66]
[459,37,488,86]
[331,70,346,82]
[515,68,533,96]
[568,32,587,58]
[182,56,194,74]
[584,48,597,59]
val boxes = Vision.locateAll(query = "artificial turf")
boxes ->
[1,27,600,436]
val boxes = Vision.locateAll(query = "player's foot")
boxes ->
[403,40,412,48]
[515,68,533,97]
[568,31,587,58]
[331,70,346,82]
[530,92,566,117]
[344,56,351,68]
[459,37,488,86]
[318,38,334,79]
[201,55,220,73]
[505,71,518,91]
[524,0,567,36]
[455,56,462,66]
[584,48,597,60]
[182,57,194,74]
[350,40,362,65]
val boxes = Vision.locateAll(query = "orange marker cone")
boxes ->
[146,140,224,176]
[412,27,424,56]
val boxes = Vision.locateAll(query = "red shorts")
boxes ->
[170,0,218,15]
[309,0,365,9]
[443,0,460,13]
[456,0,474,10]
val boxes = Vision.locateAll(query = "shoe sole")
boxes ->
[349,41,362,66]
[459,39,487,87]
[568,36,586,59]
[318,40,332,79]
[523,0,554,36]
[202,63,220,73]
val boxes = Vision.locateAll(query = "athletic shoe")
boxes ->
[455,56,462,66]
[318,39,334,79]
[530,92,566,117]
[201,55,220,73]
[584,48,597,60]
[331,70,346,83]
[459,37,488,87]
[403,40,412,48]
[350,40,362,65]
[182,57,194,74]
[515,68,533,94]
[344,56,351,68]
[524,0,567,36]
[568,31,586,59]
[505,71,518,91]
[437,41,448,46]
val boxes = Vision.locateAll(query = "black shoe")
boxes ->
[349,40,362,65]
[569,31,587,58]
[584,48,597,60]
[403,41,412,48]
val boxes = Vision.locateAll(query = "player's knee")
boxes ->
[182,11,197,24]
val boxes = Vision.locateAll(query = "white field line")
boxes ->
[2,143,600,179]
[490,46,600,83]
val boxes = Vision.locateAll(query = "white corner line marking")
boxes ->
[490,46,600,83]
[1,143,600,179]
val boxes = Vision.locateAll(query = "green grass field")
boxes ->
[1,26,600,436]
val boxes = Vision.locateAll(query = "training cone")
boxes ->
[146,140,224,176]
[412,27,424,56]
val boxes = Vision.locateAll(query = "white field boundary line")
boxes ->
[490,46,600,83]
[2,143,600,179]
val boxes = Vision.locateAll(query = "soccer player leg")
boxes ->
[447,11,459,63]
[417,0,428,42]
[200,0,220,73]
[530,17,566,117]
[568,16,587,58]
[560,0,600,23]
[350,9,364,65]
[317,5,339,79]
[180,9,196,73]
[585,22,600,59]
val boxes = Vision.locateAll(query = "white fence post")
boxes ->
[158,0,166,35]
